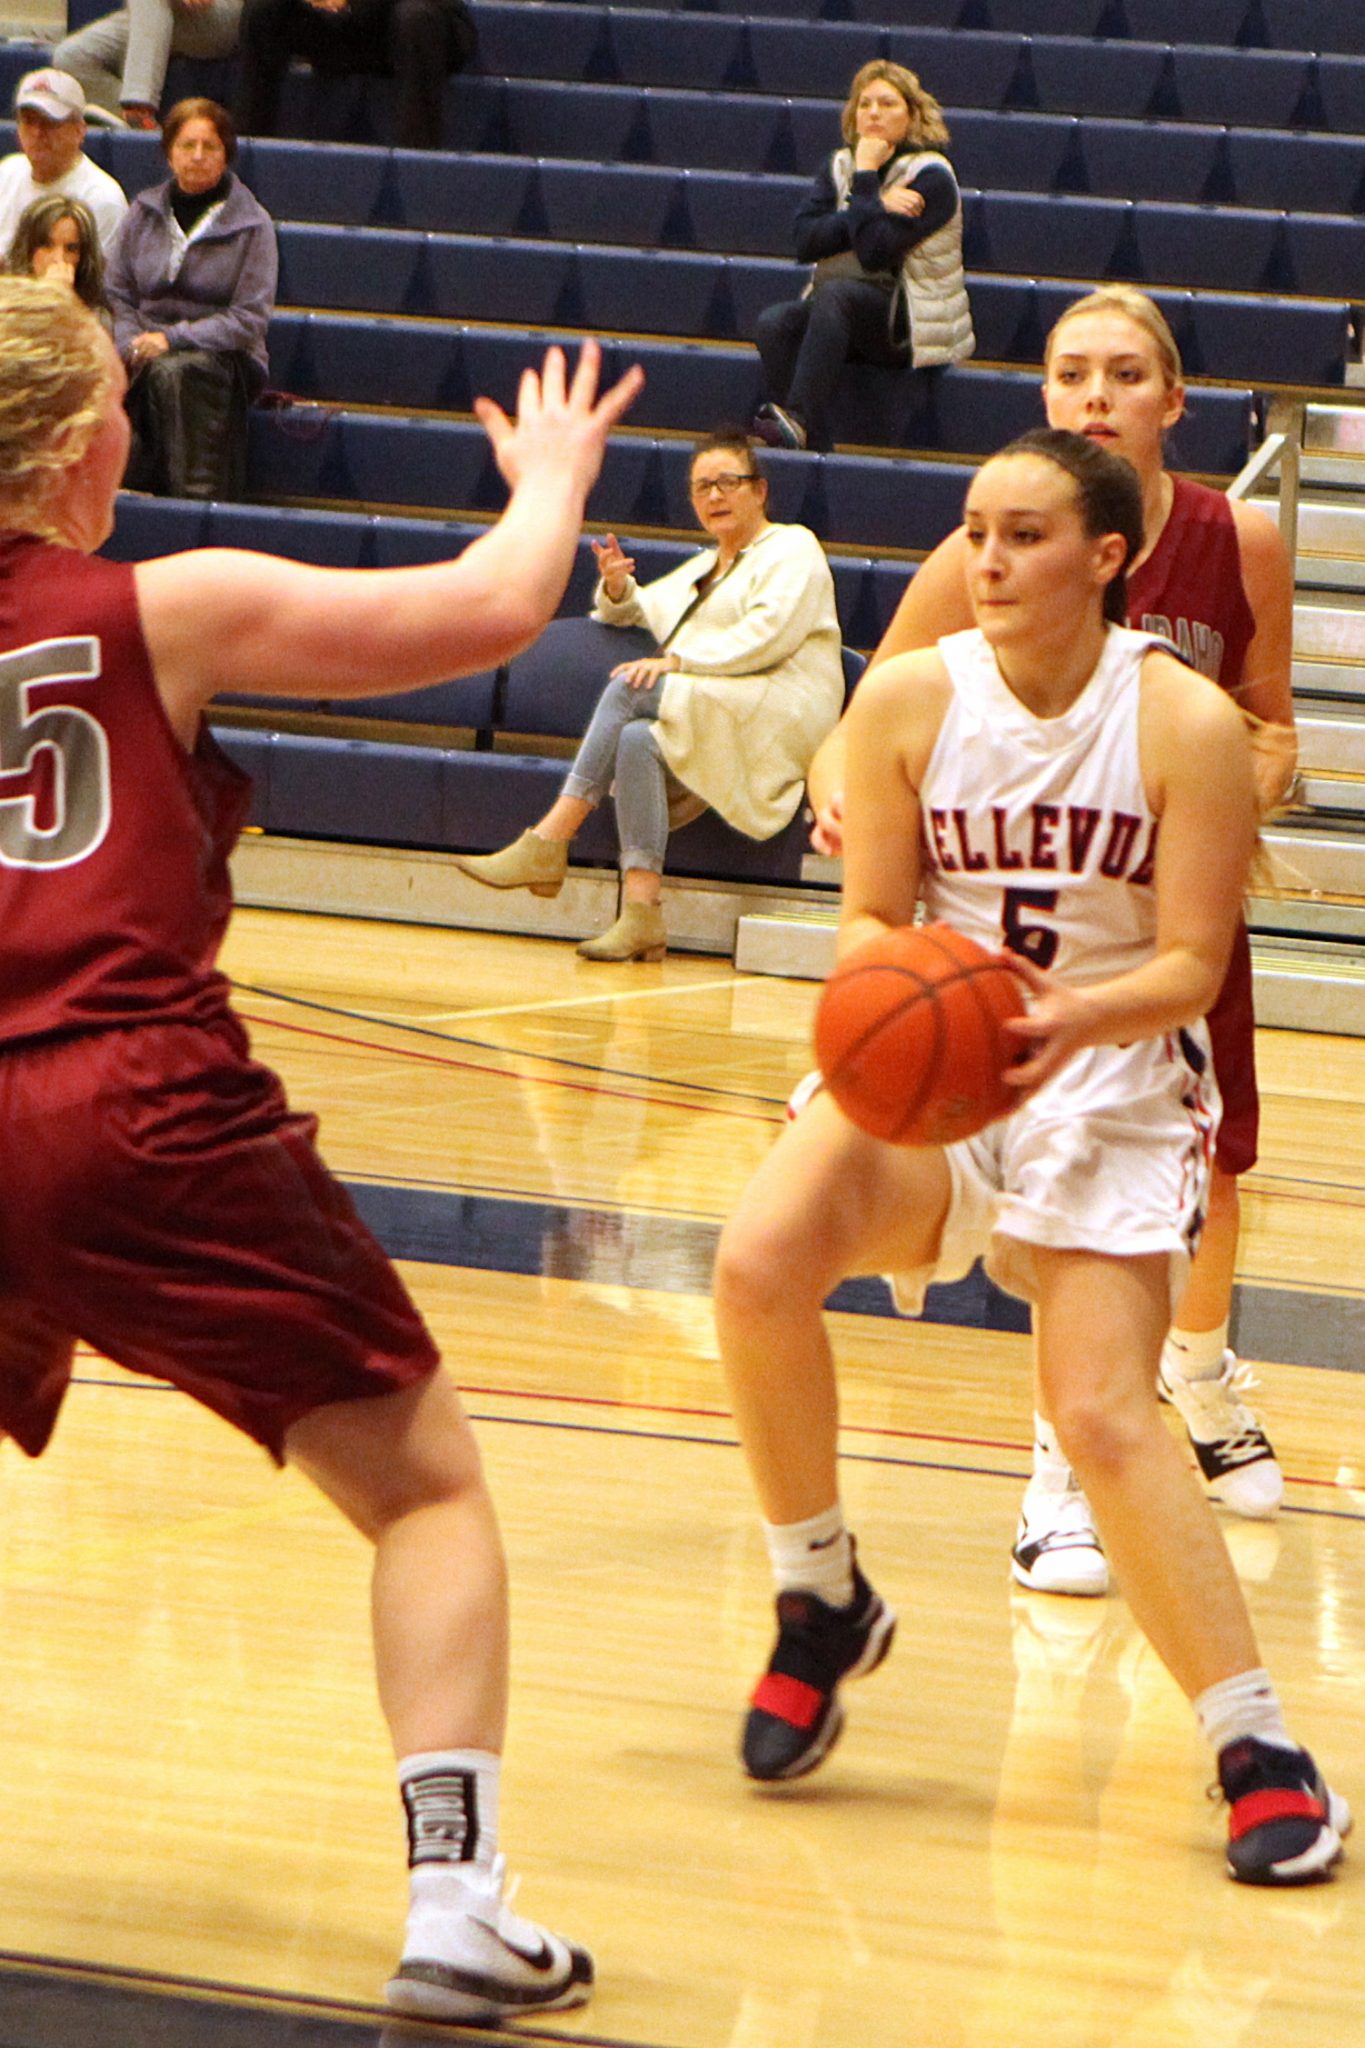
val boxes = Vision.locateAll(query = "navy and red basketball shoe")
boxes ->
[742,1563,896,1781]
[1218,1736,1351,1885]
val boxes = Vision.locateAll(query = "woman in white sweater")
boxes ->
[454,430,844,960]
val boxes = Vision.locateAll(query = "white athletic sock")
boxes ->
[1194,1668,1296,1757]
[399,1749,501,1876]
[763,1505,855,1607]
[1030,1413,1074,1486]
[1163,1322,1230,1384]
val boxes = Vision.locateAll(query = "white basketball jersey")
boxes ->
[921,625,1164,985]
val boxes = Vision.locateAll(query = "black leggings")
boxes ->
[123,348,252,501]
[753,276,906,452]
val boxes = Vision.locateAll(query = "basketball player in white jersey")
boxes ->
[712,429,1348,1885]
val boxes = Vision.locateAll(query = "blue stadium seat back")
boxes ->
[501,79,645,162]
[1073,117,1222,204]
[442,750,571,854]
[209,726,273,825]
[425,235,576,326]
[292,313,465,412]
[665,808,810,885]
[476,1,606,81]
[646,90,792,174]
[1313,56,1365,135]
[1224,130,1364,215]
[727,256,816,346]
[882,27,1022,109]
[575,244,722,338]
[380,152,529,234]
[342,672,501,729]
[337,414,499,514]
[246,403,347,499]
[818,454,968,553]
[965,191,1129,280]
[837,365,1039,457]
[843,0,953,19]
[537,160,684,247]
[1261,0,1365,56]
[746,20,887,99]
[275,66,383,146]
[441,75,508,152]
[615,339,759,434]
[276,223,425,315]
[948,111,1077,195]
[607,8,751,90]
[784,99,843,174]
[244,139,386,225]
[1189,294,1351,387]
[205,501,372,567]
[1168,46,1311,127]
[105,495,209,561]
[863,559,915,645]
[370,517,485,568]
[966,276,1045,363]
[268,731,447,844]
[501,617,657,739]
[1164,388,1255,476]
[1025,36,1168,118]
[683,169,802,258]
[0,48,40,102]
[102,128,165,197]
[983,0,1107,32]
[840,644,866,702]
[1276,215,1365,301]
[1118,0,1247,44]
[592,436,671,527]
[1130,201,1280,293]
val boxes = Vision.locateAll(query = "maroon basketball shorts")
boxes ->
[1207,920,1259,1177]
[0,1017,439,1461]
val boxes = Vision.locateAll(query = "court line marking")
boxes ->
[420,973,768,1024]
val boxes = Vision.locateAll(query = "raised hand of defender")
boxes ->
[476,342,644,504]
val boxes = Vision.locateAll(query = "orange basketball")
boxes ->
[814,922,1027,1146]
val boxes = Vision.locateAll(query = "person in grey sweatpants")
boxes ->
[56,0,242,127]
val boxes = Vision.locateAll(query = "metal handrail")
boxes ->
[1227,396,1304,564]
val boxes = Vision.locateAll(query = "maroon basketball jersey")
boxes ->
[1126,476,1254,696]
[0,531,250,1050]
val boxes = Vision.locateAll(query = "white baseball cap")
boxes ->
[15,69,86,123]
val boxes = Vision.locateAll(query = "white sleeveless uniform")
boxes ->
[882,624,1219,1312]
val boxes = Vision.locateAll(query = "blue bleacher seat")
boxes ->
[500,618,656,739]
[341,672,503,732]
[103,496,210,563]
[1274,215,1365,302]
[880,27,1023,110]
[575,245,724,338]
[276,224,426,315]
[423,236,578,326]
[1167,45,1312,126]
[1129,202,1281,293]
[1315,55,1365,133]
[474,3,606,83]
[1260,0,1365,57]
[265,731,447,844]
[744,20,888,99]
[501,80,646,163]
[1224,130,1365,215]
[984,0,1109,34]
[1115,0,1248,46]
[206,502,372,566]
[537,162,685,248]
[647,90,794,175]
[948,111,1077,195]
[606,9,752,91]
[210,727,273,826]
[683,170,803,257]
[240,140,388,226]
[1024,35,1169,118]
[962,190,1130,280]
[1072,118,1222,204]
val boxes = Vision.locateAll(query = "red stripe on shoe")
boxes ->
[751,1671,825,1730]
[1228,1788,1324,1842]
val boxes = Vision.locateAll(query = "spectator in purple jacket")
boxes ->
[106,97,275,499]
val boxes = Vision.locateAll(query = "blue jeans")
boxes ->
[563,675,670,874]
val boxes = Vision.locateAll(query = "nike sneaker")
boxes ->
[385,1854,593,2022]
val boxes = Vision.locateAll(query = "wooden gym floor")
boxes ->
[1,907,1363,2048]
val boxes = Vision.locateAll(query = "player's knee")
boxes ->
[714,1212,818,1328]
[1050,1385,1148,1484]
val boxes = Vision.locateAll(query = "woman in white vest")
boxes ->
[752,59,974,454]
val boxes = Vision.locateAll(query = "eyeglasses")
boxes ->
[690,472,759,497]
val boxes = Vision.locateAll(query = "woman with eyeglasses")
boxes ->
[455,428,844,960]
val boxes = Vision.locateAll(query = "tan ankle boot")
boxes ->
[576,902,667,962]
[452,831,568,898]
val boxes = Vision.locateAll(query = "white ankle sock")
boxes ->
[399,1749,501,1876]
[1163,1322,1229,1384]
[1194,1668,1295,1756]
[1031,1414,1073,1485]
[763,1505,855,1607]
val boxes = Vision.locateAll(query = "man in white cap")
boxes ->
[0,68,129,258]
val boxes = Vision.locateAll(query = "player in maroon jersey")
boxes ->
[0,274,642,2024]
[804,285,1296,1593]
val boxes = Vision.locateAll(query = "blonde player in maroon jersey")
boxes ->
[0,275,642,2024]
[807,287,1295,1596]
[715,426,1347,1885]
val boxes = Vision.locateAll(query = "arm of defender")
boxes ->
[137,344,643,736]
[1228,495,1298,813]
